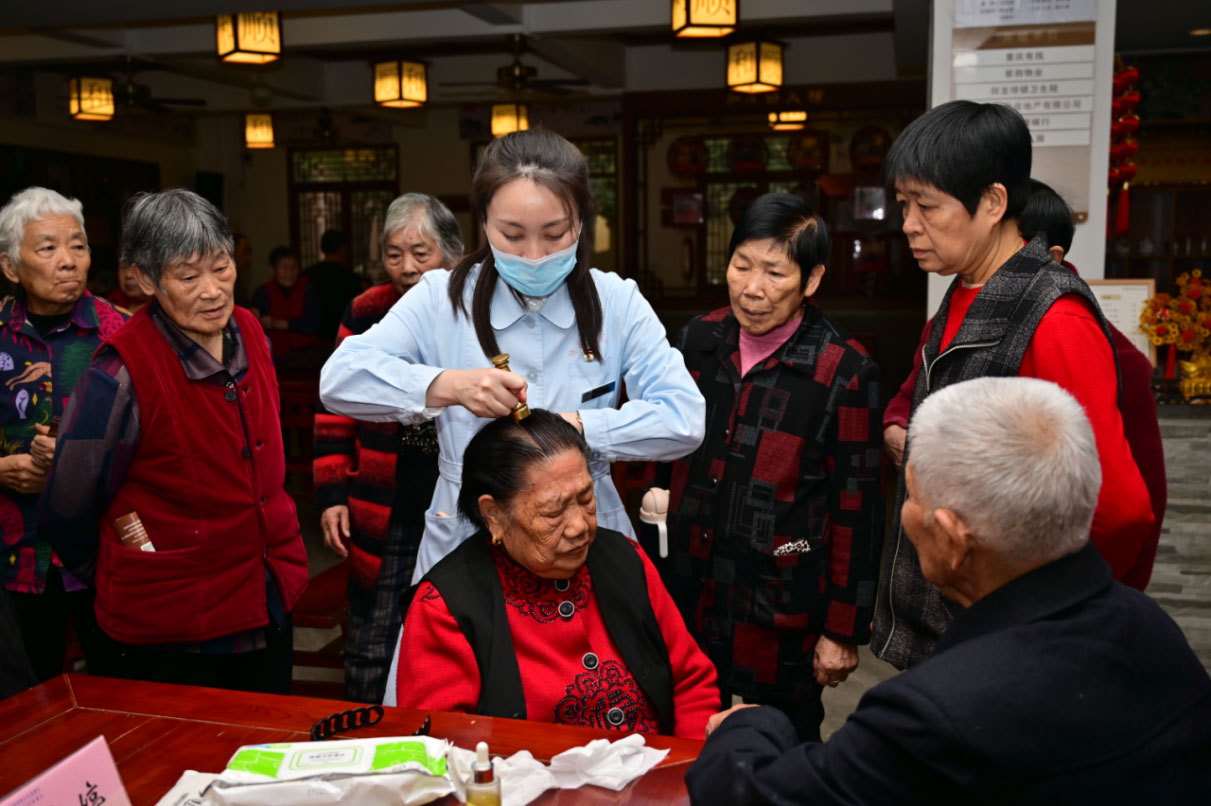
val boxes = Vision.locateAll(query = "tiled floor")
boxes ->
[1146,406,1211,672]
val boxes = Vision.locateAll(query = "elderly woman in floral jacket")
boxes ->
[661,193,883,742]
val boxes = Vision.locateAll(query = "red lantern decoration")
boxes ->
[1108,56,1142,237]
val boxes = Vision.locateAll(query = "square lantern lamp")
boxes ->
[374,60,428,108]
[672,0,737,38]
[727,40,783,93]
[69,76,115,121]
[491,104,529,138]
[216,12,282,64]
[768,110,806,131]
[244,113,275,149]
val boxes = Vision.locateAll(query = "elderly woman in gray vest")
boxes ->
[872,100,1153,670]
[395,409,718,738]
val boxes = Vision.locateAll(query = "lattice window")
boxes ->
[705,182,757,286]
[289,146,398,275]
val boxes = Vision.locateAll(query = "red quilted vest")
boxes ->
[95,306,308,644]
[263,277,319,356]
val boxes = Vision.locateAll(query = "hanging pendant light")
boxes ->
[491,104,529,137]
[373,60,428,108]
[244,113,275,149]
[768,110,806,131]
[216,12,282,64]
[672,0,737,38]
[728,40,783,93]
[69,76,115,121]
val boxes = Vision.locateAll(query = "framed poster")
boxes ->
[1086,278,1157,366]
[661,188,705,226]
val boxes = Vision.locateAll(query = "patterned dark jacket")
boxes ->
[664,304,883,703]
[313,283,438,591]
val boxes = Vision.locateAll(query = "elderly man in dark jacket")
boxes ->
[687,377,1211,804]
[661,193,882,742]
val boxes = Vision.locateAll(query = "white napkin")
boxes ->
[157,735,668,806]
[447,734,669,806]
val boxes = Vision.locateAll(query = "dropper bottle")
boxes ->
[465,741,501,806]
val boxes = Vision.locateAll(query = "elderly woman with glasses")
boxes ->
[313,192,465,703]
[40,188,308,694]
[395,409,719,738]
[0,187,129,683]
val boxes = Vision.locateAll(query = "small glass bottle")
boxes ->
[465,741,501,806]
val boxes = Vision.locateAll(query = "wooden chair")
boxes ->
[291,560,348,699]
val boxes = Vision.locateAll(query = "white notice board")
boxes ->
[1086,279,1156,367]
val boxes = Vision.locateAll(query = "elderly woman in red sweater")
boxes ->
[396,409,719,739]
[871,100,1153,671]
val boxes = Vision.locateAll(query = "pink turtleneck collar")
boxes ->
[738,312,802,377]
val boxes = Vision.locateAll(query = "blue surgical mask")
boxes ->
[490,239,580,297]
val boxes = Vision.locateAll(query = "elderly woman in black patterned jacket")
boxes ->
[657,192,883,742]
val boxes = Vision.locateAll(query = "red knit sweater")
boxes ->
[397,540,719,739]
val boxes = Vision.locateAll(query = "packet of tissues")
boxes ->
[202,736,455,806]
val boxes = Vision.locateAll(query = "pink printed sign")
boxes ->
[0,735,132,806]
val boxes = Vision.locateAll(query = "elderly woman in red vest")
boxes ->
[40,189,308,693]
[396,409,719,738]
[251,245,320,359]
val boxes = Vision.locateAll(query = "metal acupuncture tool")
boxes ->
[490,353,531,422]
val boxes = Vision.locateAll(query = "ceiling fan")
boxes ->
[112,58,207,114]
[439,34,590,98]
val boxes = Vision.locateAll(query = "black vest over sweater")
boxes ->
[408,529,676,734]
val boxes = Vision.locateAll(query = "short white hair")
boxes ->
[0,187,87,265]
[907,376,1100,564]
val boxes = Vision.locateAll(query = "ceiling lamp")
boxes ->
[216,12,282,64]
[727,40,783,93]
[491,103,529,138]
[768,110,806,131]
[374,60,427,108]
[244,113,275,149]
[68,76,115,121]
[671,0,737,38]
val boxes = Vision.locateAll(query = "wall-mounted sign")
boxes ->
[1086,278,1157,366]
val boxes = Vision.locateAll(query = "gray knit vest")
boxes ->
[871,237,1120,669]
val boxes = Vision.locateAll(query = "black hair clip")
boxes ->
[309,706,431,742]
[310,705,383,741]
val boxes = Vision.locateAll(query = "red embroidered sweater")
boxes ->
[883,286,1156,584]
[397,541,720,739]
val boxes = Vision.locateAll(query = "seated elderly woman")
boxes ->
[396,409,719,738]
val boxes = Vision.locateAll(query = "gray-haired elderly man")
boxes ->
[0,187,129,685]
[687,377,1211,803]
[313,192,463,702]
[40,188,308,694]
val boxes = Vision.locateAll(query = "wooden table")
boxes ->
[0,675,702,805]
